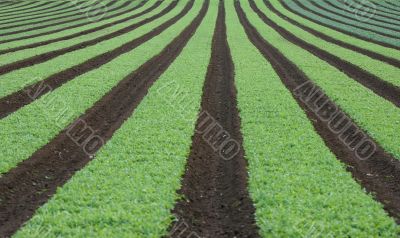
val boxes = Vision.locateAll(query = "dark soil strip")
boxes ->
[327,0,400,25]
[280,0,400,51]
[0,1,94,26]
[0,1,132,43]
[0,0,119,36]
[308,0,400,32]
[0,0,207,236]
[0,1,75,22]
[0,1,65,17]
[0,1,40,10]
[0,1,50,15]
[322,0,400,27]
[0,0,181,119]
[0,0,152,55]
[263,0,400,68]
[168,1,259,237]
[352,0,400,18]
[237,0,400,224]
[0,1,115,29]
[0,0,169,76]
[251,0,400,108]
[293,0,400,40]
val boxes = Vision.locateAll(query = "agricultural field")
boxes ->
[0,0,399,237]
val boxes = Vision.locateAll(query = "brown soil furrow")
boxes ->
[0,0,206,236]
[0,0,152,55]
[0,0,119,36]
[309,0,400,32]
[0,1,82,22]
[0,1,132,44]
[0,1,95,26]
[251,0,400,108]
[326,0,400,25]
[280,0,400,51]
[169,1,259,237]
[237,0,400,224]
[0,0,179,119]
[0,1,49,15]
[294,0,400,39]
[321,0,400,27]
[263,0,400,68]
[0,1,67,17]
[0,1,170,76]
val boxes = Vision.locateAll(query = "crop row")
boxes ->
[228,1,399,236]
[0,0,133,43]
[0,0,145,50]
[0,0,160,66]
[282,0,400,48]
[0,0,398,237]
[255,0,400,160]
[13,0,215,236]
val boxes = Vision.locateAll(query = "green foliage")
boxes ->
[323,0,400,27]
[0,0,144,51]
[0,0,126,42]
[0,1,50,15]
[283,0,400,47]
[244,0,400,160]
[0,0,180,98]
[0,0,159,66]
[0,0,192,174]
[226,0,400,236]
[1,0,399,236]
[14,1,217,236]
[269,0,400,61]
[0,2,72,21]
[254,0,400,87]
[0,0,114,30]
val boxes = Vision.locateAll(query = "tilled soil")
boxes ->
[281,0,400,50]
[0,1,54,16]
[263,0,400,68]
[0,0,132,44]
[0,0,150,54]
[0,0,171,76]
[169,1,259,237]
[307,0,400,32]
[0,1,70,22]
[236,0,400,224]
[251,0,400,108]
[352,0,400,15]
[0,0,120,36]
[322,0,400,24]
[0,0,207,236]
[293,0,400,39]
[0,0,183,119]
[0,1,94,26]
